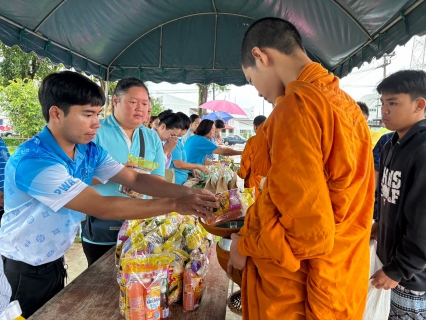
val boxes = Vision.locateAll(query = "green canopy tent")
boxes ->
[0,0,424,85]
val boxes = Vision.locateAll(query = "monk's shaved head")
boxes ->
[240,17,304,69]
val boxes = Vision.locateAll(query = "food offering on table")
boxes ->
[203,188,254,227]
[183,251,209,311]
[118,154,159,199]
[116,213,213,319]
[219,156,238,172]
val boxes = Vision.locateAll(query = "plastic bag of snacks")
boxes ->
[204,188,255,226]
[118,154,159,199]
[119,254,174,320]
[183,250,209,311]
[117,213,213,313]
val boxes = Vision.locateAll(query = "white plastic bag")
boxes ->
[363,239,391,319]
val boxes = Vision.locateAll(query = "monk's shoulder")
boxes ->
[272,82,330,123]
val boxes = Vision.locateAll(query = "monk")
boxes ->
[237,115,267,197]
[228,17,375,319]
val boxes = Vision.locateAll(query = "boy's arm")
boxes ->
[109,166,212,199]
[383,147,426,282]
[65,185,216,221]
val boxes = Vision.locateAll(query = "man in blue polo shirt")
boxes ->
[0,71,216,318]
[81,78,166,266]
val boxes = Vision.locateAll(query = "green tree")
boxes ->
[151,96,164,116]
[197,83,230,116]
[0,79,44,137]
[0,42,62,87]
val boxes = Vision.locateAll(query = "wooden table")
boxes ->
[29,245,229,320]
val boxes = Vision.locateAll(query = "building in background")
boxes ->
[153,93,199,115]
[359,93,382,128]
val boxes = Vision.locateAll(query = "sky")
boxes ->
[146,36,421,118]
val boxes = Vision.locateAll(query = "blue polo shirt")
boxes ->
[181,129,194,145]
[170,139,189,185]
[91,114,165,198]
[0,126,123,266]
[184,135,218,165]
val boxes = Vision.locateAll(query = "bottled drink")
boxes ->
[160,281,169,319]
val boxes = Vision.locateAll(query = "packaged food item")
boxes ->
[145,278,161,320]
[118,155,159,199]
[159,279,170,319]
[117,214,213,316]
[128,279,146,320]
[119,254,173,320]
[204,188,255,226]
[183,269,205,311]
[182,250,209,311]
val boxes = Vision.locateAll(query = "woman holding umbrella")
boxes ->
[184,119,242,166]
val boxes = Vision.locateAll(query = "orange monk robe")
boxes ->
[237,124,266,197]
[237,62,375,320]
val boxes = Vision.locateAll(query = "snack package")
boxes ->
[117,214,213,314]
[182,251,209,311]
[119,155,159,199]
[164,248,189,304]
[204,188,255,226]
[119,254,173,320]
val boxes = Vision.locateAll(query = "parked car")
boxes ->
[222,134,247,146]
[0,125,15,137]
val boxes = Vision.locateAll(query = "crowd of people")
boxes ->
[0,16,424,320]
[0,70,244,317]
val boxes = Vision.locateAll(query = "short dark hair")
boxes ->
[195,119,214,136]
[253,115,267,126]
[176,112,191,130]
[214,119,225,129]
[377,70,426,101]
[149,115,158,124]
[158,109,182,130]
[114,77,149,98]
[39,71,105,122]
[241,17,304,68]
[357,102,369,117]
[189,114,200,123]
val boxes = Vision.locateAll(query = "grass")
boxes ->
[7,146,16,155]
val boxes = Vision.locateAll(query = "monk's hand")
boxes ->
[228,233,247,271]
[370,268,398,290]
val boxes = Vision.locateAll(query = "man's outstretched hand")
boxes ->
[175,189,217,220]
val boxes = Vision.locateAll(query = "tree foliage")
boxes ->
[0,79,44,137]
[0,43,62,86]
[197,83,230,116]
[151,96,164,116]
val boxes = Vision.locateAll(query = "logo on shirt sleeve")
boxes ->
[381,167,401,205]
[54,178,76,195]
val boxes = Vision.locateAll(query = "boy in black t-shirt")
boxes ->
[372,70,426,318]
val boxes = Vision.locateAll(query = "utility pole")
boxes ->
[374,52,395,123]
[375,52,395,79]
